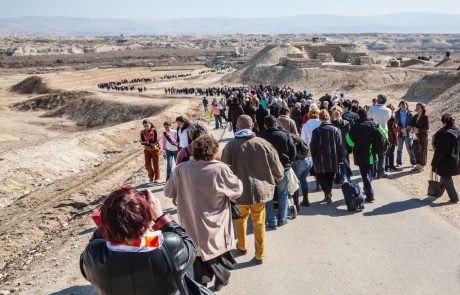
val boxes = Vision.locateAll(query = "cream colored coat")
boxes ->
[164,159,242,261]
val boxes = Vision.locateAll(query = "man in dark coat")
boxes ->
[260,116,296,229]
[255,103,269,134]
[431,114,460,203]
[310,110,345,204]
[346,108,382,202]
[227,97,244,133]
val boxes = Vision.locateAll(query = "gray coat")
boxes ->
[221,136,284,205]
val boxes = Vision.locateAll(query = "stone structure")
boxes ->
[278,41,373,68]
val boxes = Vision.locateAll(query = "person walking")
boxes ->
[165,134,243,290]
[255,102,269,134]
[260,116,296,229]
[228,97,245,133]
[386,104,399,172]
[331,107,351,184]
[291,134,313,207]
[276,107,299,135]
[395,100,416,168]
[162,122,179,181]
[342,100,359,126]
[80,187,203,295]
[202,97,209,112]
[222,115,284,264]
[176,121,210,164]
[141,120,160,183]
[431,114,460,203]
[310,110,344,204]
[301,106,321,147]
[367,94,392,178]
[176,116,191,150]
[411,103,429,173]
[346,108,382,202]
[211,99,224,129]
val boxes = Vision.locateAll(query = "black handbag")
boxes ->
[230,199,242,220]
[428,171,445,198]
[412,137,422,154]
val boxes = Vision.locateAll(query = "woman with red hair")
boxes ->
[80,187,205,294]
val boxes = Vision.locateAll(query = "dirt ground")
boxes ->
[0,61,459,294]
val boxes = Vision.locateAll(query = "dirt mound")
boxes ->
[402,71,460,103]
[44,98,166,128]
[435,59,459,69]
[239,45,305,84]
[244,45,303,68]
[9,75,51,94]
[428,81,460,130]
[10,91,91,111]
[10,92,166,128]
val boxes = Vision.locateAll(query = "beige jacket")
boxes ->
[221,136,284,205]
[164,159,242,261]
[276,115,299,135]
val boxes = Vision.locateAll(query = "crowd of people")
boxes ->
[80,85,460,294]
[97,77,152,92]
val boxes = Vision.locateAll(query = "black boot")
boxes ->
[293,192,300,211]
[301,189,310,207]
[325,193,332,204]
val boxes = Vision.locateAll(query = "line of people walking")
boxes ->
[80,87,459,294]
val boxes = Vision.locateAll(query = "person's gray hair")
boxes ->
[377,94,387,104]
[187,121,209,141]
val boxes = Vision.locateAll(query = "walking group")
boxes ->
[80,84,460,295]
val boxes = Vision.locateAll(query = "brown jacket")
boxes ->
[164,160,242,261]
[221,136,284,205]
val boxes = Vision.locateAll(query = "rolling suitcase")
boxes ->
[341,182,365,211]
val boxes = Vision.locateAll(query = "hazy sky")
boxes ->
[0,0,459,19]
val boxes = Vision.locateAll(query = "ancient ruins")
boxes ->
[278,39,373,68]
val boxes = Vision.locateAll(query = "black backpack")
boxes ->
[292,135,310,159]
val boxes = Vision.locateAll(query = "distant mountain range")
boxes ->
[0,13,459,36]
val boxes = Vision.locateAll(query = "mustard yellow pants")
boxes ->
[235,203,266,260]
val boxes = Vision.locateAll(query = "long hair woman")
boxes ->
[165,134,242,291]
[141,119,160,183]
[411,103,429,173]
[176,116,192,150]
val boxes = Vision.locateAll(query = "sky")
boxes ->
[0,0,459,19]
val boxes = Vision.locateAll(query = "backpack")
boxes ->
[374,123,389,154]
[292,135,310,159]
[341,182,365,212]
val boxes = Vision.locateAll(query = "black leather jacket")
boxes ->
[80,214,196,295]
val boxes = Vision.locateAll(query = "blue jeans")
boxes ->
[266,169,290,227]
[166,150,178,181]
[377,152,386,176]
[336,155,351,183]
[359,166,374,197]
[292,157,312,192]
[397,136,416,166]
[214,114,223,129]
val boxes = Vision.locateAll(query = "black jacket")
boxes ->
[80,215,195,295]
[431,126,460,177]
[310,123,344,174]
[255,107,269,133]
[342,110,359,126]
[346,118,381,167]
[260,127,296,169]
[395,109,414,136]
[228,103,244,124]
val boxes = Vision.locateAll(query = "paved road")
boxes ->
[217,126,460,295]
[46,122,460,295]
